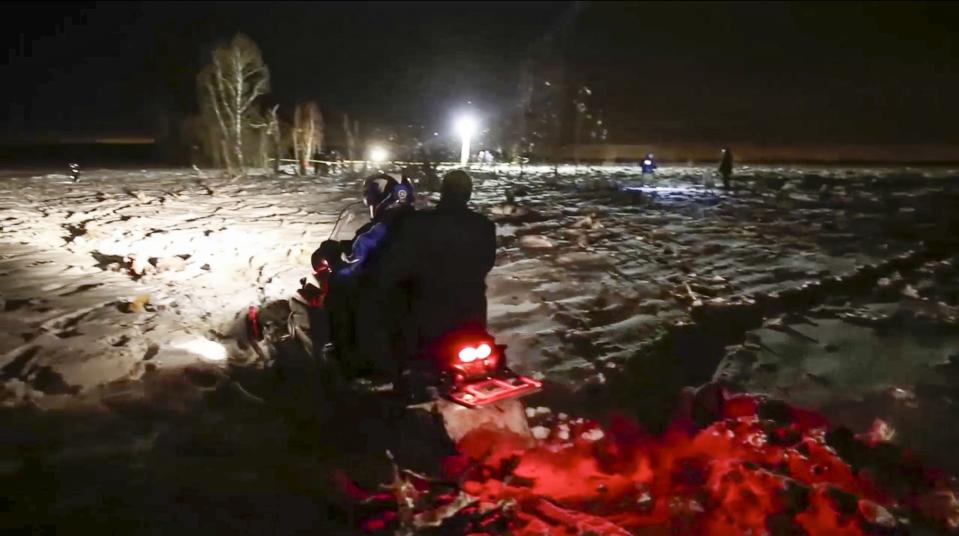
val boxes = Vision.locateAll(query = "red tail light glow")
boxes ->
[457,342,494,364]
[458,346,478,363]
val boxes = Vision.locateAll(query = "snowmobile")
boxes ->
[245,201,541,442]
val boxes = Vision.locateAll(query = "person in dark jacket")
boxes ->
[377,170,497,366]
[719,147,734,189]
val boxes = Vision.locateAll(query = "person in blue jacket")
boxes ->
[321,173,415,374]
[336,174,414,278]
[641,153,658,174]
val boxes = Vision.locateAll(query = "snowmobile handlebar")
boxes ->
[313,240,351,273]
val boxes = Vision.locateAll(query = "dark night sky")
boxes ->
[1,1,957,145]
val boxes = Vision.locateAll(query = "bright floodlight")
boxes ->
[369,145,389,163]
[454,115,477,138]
[454,114,478,165]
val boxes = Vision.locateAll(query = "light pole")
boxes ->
[454,114,477,166]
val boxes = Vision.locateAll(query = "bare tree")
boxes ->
[293,102,323,176]
[250,104,280,173]
[315,108,325,158]
[267,105,281,174]
[343,113,360,169]
[509,60,535,161]
[197,34,270,177]
[572,86,590,165]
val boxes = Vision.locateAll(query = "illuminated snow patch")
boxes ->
[621,185,699,194]
[172,338,228,362]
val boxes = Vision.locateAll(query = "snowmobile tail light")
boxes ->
[458,342,493,363]
[458,346,478,363]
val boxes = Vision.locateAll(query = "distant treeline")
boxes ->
[0,143,158,168]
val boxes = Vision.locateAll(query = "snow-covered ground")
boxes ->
[0,165,948,399]
[0,169,355,402]
[2,164,957,398]
[2,164,959,531]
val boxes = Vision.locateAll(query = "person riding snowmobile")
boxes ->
[336,174,415,278]
[266,169,540,429]
[308,174,414,275]
[376,170,497,370]
[299,173,415,374]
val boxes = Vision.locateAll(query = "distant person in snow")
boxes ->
[719,147,734,188]
[477,150,495,165]
[418,157,441,191]
[378,170,497,366]
[641,153,657,174]
[313,150,325,176]
[69,163,80,183]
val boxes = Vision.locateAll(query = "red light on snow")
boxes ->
[350,391,955,534]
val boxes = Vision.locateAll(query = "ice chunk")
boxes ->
[581,428,605,442]
[518,235,555,249]
[531,426,550,440]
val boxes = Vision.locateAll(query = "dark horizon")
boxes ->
[1,1,957,147]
